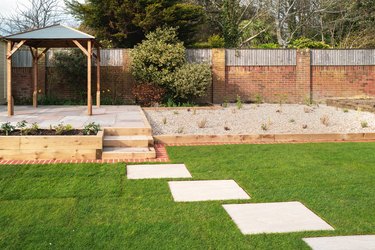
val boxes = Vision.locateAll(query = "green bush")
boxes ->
[288,37,330,49]
[171,63,211,101]
[131,27,186,87]
[191,35,225,48]
[256,43,281,49]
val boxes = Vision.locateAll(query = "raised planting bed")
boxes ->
[0,130,103,161]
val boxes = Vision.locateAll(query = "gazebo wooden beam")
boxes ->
[31,48,38,108]
[6,41,13,116]
[87,40,92,115]
[72,40,89,57]
[96,47,101,107]
[7,40,26,59]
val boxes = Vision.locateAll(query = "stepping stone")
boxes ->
[303,235,375,250]
[168,180,250,202]
[127,164,192,179]
[223,201,334,235]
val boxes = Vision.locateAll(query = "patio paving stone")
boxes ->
[168,180,250,202]
[127,164,192,179]
[303,235,375,250]
[223,201,334,235]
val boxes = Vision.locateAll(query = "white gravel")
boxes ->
[144,104,375,135]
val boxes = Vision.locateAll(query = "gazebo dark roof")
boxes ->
[5,24,96,48]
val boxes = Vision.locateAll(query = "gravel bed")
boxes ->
[144,104,375,135]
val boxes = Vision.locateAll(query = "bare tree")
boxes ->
[0,0,63,35]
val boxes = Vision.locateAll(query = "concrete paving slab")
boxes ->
[127,164,192,179]
[223,201,334,235]
[168,180,250,202]
[303,235,375,250]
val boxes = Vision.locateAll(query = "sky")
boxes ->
[0,0,83,34]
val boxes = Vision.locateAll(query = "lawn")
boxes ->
[1,143,375,249]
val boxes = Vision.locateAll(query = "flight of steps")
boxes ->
[101,127,156,160]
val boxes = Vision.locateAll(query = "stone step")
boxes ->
[102,147,156,160]
[103,135,154,147]
[104,127,152,136]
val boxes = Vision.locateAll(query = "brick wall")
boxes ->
[10,49,375,104]
[312,66,375,100]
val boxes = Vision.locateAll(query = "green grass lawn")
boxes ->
[1,143,375,249]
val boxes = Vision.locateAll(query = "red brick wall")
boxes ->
[10,49,375,104]
[225,66,298,102]
[312,66,375,100]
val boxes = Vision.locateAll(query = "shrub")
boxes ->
[132,84,166,107]
[131,27,186,88]
[361,121,368,128]
[288,37,330,49]
[16,120,28,135]
[236,95,243,109]
[208,35,225,48]
[1,122,15,136]
[83,122,101,135]
[54,123,73,135]
[256,43,280,48]
[171,63,211,101]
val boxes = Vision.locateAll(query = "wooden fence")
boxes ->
[226,49,297,66]
[11,48,375,67]
[311,49,375,66]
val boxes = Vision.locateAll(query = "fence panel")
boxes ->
[12,49,32,67]
[186,49,212,64]
[226,49,296,66]
[312,49,375,66]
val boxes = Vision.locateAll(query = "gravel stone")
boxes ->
[144,104,375,135]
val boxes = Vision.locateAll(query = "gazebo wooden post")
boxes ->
[87,40,92,115]
[6,41,13,116]
[96,46,100,107]
[32,48,38,108]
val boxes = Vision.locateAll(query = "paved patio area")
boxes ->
[0,105,148,129]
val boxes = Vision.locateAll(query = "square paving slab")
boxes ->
[223,201,334,235]
[303,235,375,250]
[168,180,250,202]
[127,164,192,179]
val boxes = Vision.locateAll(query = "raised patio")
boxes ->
[0,105,157,161]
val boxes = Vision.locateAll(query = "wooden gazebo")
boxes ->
[4,24,101,116]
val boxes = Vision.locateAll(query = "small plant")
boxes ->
[197,118,207,128]
[254,94,263,105]
[24,122,39,135]
[192,108,197,115]
[320,115,330,126]
[177,126,184,134]
[289,118,295,123]
[83,122,101,135]
[304,107,312,113]
[173,111,179,115]
[304,96,312,106]
[236,95,243,109]
[276,94,288,107]
[54,123,73,135]
[343,109,349,113]
[162,117,167,124]
[222,99,229,108]
[361,121,368,128]
[16,120,28,135]
[261,123,269,131]
[302,124,308,129]
[1,122,15,136]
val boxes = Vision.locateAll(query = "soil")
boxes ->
[0,129,95,136]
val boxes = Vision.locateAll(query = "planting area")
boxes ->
[145,104,375,135]
[1,143,375,249]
